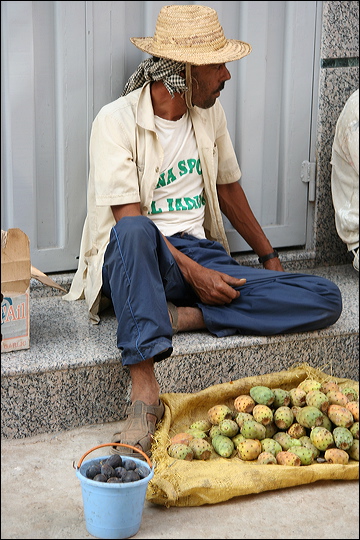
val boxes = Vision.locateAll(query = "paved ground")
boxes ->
[1,420,359,539]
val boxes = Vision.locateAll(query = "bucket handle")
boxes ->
[76,443,152,470]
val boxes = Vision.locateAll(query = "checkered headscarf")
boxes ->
[121,57,187,97]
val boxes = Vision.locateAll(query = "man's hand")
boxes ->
[185,265,246,305]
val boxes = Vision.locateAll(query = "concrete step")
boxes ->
[1,264,358,440]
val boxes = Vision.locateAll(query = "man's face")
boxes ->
[190,64,231,109]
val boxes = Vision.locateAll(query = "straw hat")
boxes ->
[130,5,252,66]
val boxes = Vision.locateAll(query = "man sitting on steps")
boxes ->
[63,5,342,459]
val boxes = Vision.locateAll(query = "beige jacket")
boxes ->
[63,83,241,322]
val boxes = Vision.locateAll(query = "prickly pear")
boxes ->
[189,419,212,432]
[209,425,222,439]
[298,436,320,459]
[232,433,246,447]
[341,386,358,402]
[264,421,278,438]
[350,421,359,440]
[233,394,255,413]
[332,426,354,451]
[274,406,294,430]
[273,431,296,451]
[320,381,340,394]
[327,404,354,428]
[219,418,239,438]
[326,390,349,407]
[261,437,283,457]
[298,379,322,393]
[287,422,307,439]
[257,451,277,464]
[237,438,262,461]
[272,388,291,408]
[305,390,329,413]
[276,450,301,466]
[346,401,359,422]
[241,419,266,440]
[310,426,335,451]
[168,443,194,460]
[207,404,232,425]
[296,405,324,428]
[189,438,213,460]
[347,439,359,461]
[235,412,254,428]
[212,434,234,458]
[289,387,307,407]
[252,404,273,426]
[170,432,194,445]
[324,448,349,464]
[249,386,275,406]
[288,445,314,465]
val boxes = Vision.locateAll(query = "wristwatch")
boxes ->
[258,250,279,264]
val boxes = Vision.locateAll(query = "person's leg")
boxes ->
[102,216,201,456]
[168,234,342,337]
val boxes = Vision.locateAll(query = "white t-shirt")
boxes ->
[148,111,206,238]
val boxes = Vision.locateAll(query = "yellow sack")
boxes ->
[147,363,359,507]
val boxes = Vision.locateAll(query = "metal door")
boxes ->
[1,1,320,271]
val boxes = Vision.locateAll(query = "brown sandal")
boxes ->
[110,400,165,459]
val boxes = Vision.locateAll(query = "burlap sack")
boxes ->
[147,364,359,507]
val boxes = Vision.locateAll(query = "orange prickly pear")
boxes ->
[207,404,232,425]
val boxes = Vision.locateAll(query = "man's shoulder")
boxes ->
[96,88,142,120]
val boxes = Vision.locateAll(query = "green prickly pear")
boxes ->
[289,387,307,407]
[252,404,273,426]
[296,405,324,428]
[273,406,294,430]
[189,438,213,460]
[350,421,359,440]
[235,412,254,428]
[288,445,314,465]
[341,386,358,402]
[272,388,291,408]
[305,390,329,414]
[310,426,335,451]
[232,433,246,447]
[273,431,295,451]
[233,394,256,413]
[212,434,235,458]
[257,451,277,464]
[324,448,349,464]
[219,418,239,438]
[168,443,194,460]
[299,436,320,459]
[327,404,354,428]
[332,426,354,451]
[276,450,301,466]
[185,428,207,439]
[261,437,282,456]
[241,419,266,440]
[347,439,359,461]
[298,379,322,393]
[207,404,232,425]
[189,419,212,432]
[209,425,222,439]
[237,438,262,461]
[249,385,275,406]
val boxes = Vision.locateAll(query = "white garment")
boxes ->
[150,111,206,238]
[331,89,359,254]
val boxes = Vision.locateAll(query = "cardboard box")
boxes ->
[1,228,66,353]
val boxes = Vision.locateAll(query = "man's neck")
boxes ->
[150,81,188,121]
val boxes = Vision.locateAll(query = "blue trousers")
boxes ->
[102,216,342,366]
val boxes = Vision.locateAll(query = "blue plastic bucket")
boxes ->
[75,443,154,539]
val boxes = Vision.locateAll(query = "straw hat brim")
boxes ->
[130,37,252,66]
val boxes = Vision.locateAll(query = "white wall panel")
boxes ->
[1,1,320,272]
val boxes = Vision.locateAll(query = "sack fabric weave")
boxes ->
[147,363,359,507]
